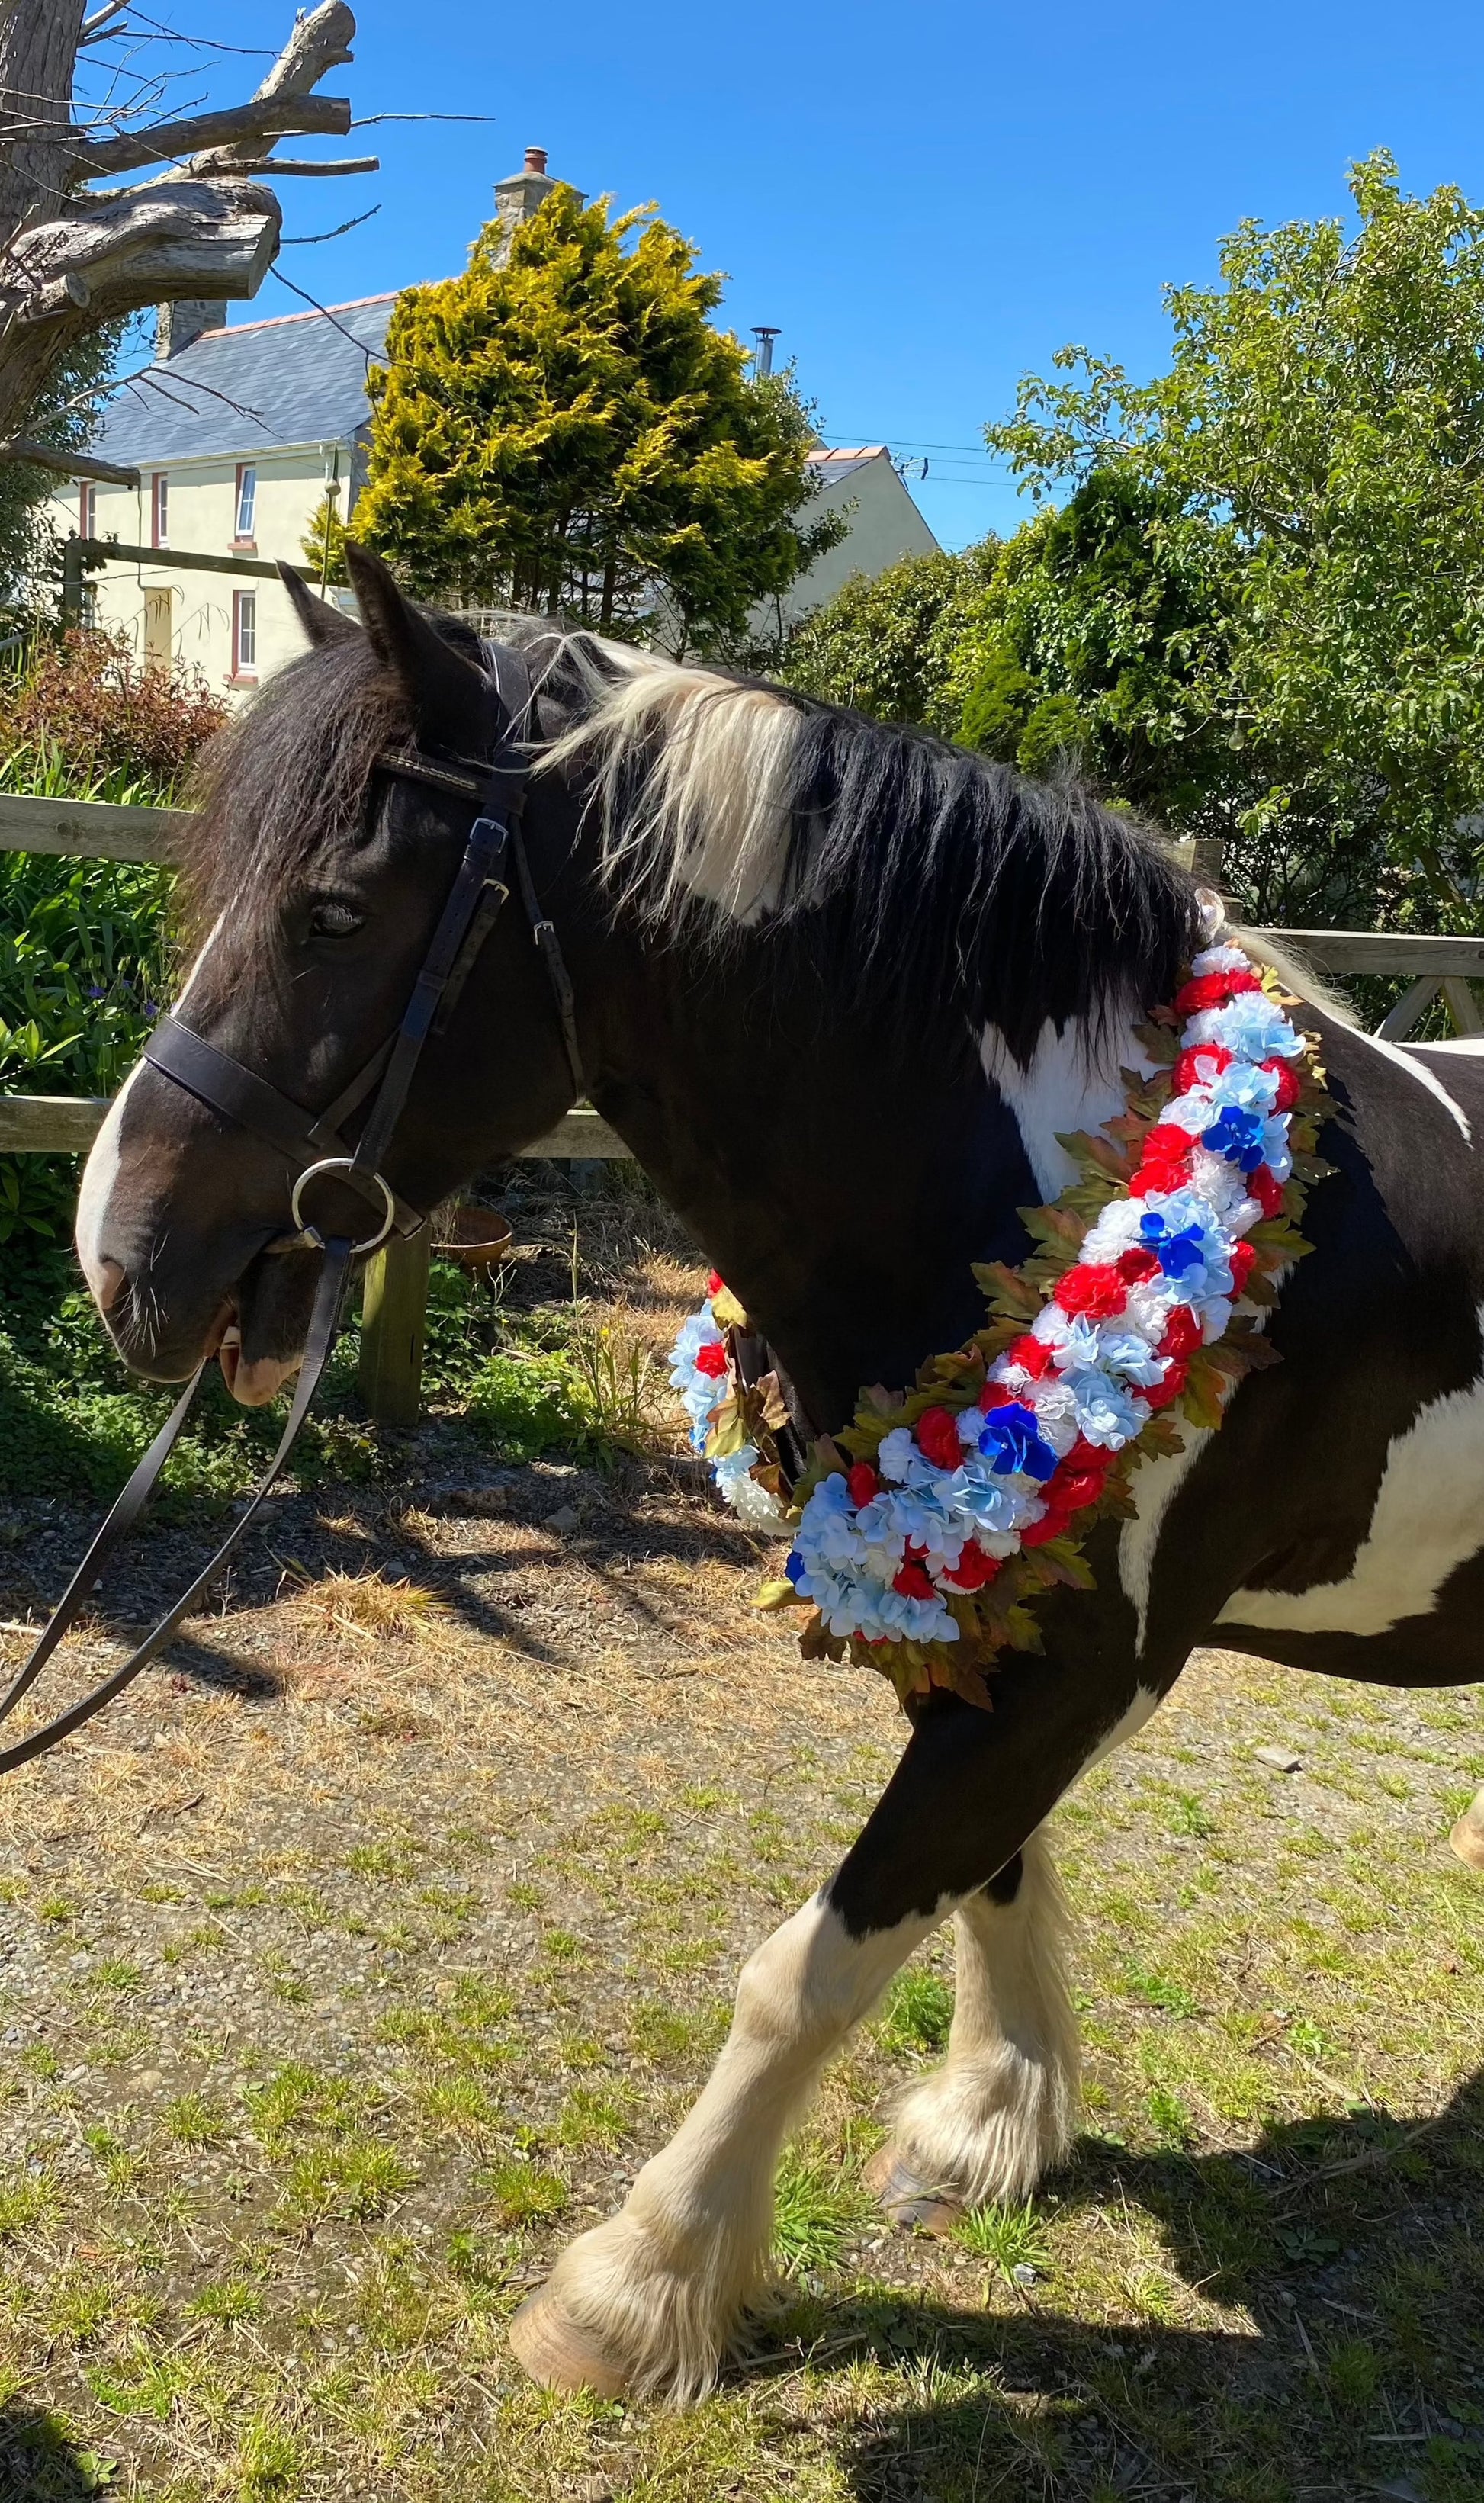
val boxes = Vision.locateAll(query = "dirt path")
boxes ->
[0,1246,1481,2503]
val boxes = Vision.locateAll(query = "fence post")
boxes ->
[358,1230,432,1428]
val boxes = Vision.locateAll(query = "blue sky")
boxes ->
[111,0,1484,549]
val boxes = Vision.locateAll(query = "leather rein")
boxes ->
[0,644,583,1776]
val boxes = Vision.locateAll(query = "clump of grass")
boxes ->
[772,2146,871,2276]
[483,2160,567,2226]
[567,1316,667,1454]
[285,1565,450,1644]
[957,2197,1052,2283]
[878,1966,953,2055]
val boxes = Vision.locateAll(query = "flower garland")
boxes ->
[668,1274,789,1531]
[668,943,1332,1712]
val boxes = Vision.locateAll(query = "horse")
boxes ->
[71,545,1484,2403]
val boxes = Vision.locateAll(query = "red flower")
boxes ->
[979,1380,1013,1410]
[1145,1358,1189,1412]
[1116,1245,1161,1284]
[892,1557,936,1602]
[1063,1435,1116,1477]
[1003,1334,1053,1380]
[694,1340,728,1378]
[1055,1467,1108,1513]
[1055,1262,1128,1322]
[1129,1122,1194,1197]
[1161,1306,1203,1361]
[943,1541,1001,1590]
[1263,1059,1301,1113]
[847,1462,880,1509]
[706,1270,725,1299]
[1020,1507,1070,1548]
[1174,1043,1232,1097]
[1229,1239,1258,1294]
[1173,966,1261,1015]
[1250,1165,1285,1218]
[915,1407,963,1471]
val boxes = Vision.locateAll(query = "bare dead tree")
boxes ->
[0,0,371,442]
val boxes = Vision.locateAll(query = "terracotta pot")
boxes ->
[434,1203,513,1269]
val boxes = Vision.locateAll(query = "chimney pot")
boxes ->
[525,146,548,175]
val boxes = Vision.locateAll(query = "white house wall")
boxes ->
[779,458,941,625]
[49,447,349,700]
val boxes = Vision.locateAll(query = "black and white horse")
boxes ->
[73,550,1484,2401]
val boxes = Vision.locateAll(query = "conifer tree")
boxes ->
[355,185,840,654]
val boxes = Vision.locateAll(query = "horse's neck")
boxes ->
[578,934,1135,1429]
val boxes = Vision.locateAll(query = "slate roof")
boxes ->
[91,294,397,467]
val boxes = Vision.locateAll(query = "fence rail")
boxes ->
[5,795,1482,1422]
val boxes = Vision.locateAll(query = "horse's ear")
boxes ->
[276,561,359,647]
[343,542,494,749]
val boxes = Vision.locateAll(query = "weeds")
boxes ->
[956,2197,1052,2282]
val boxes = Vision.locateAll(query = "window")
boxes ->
[234,462,256,542]
[233,589,257,680]
[79,481,95,539]
[150,472,168,548]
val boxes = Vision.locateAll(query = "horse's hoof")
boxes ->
[508,2285,632,2396]
[864,2141,963,2235]
[1449,1799,1484,1873]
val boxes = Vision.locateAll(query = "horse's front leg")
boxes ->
[508,1658,1152,2402]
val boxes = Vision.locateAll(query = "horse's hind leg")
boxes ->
[1450,1782,1484,1871]
[865,1827,1079,2233]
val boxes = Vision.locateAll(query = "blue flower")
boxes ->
[1139,1212,1209,1277]
[1062,1367,1149,1449]
[977,1403,1059,1482]
[1202,1103,1267,1171]
[785,1548,805,1585]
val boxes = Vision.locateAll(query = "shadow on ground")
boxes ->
[779,2076,1484,2503]
[0,2402,114,2501]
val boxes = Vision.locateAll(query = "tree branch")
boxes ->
[69,92,351,178]
[220,153,377,178]
[0,434,139,484]
[193,0,356,172]
[2,176,281,327]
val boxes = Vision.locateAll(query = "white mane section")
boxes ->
[538,639,805,924]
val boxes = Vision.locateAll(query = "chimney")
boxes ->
[752,326,781,379]
[156,299,226,359]
[491,144,582,267]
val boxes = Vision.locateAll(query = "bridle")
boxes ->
[0,641,584,1775]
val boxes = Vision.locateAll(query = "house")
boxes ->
[56,149,938,693]
[764,446,940,634]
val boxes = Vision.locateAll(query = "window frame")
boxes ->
[232,586,258,683]
[79,481,96,539]
[150,472,168,548]
[233,461,257,545]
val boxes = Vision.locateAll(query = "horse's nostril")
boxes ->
[95,1258,127,1313]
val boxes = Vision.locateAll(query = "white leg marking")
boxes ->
[1351,1027,1473,1143]
[521,1891,936,2401]
[1219,1316,1484,1634]
[886,1828,1081,2209]
[979,1011,1151,1201]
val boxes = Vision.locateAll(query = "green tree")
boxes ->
[778,541,1001,730]
[356,185,840,654]
[953,472,1237,827]
[0,320,124,619]
[986,150,1484,927]
[300,489,349,588]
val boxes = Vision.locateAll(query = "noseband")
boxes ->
[0,642,584,1774]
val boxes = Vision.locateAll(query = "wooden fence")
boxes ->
[4,795,1481,1423]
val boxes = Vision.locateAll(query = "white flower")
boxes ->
[711,1444,785,1528]
[1081,1197,1149,1264]
[876,1427,917,1483]
[1190,943,1251,978]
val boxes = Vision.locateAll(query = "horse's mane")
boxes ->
[182,607,1202,1067]
[544,638,1203,1065]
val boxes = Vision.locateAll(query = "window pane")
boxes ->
[236,465,256,538]
[238,592,256,669]
[154,475,168,545]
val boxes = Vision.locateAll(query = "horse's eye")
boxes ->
[307,901,365,939]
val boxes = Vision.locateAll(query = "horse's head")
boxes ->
[75,550,589,1401]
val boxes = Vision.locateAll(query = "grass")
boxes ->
[0,1212,1480,2501]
